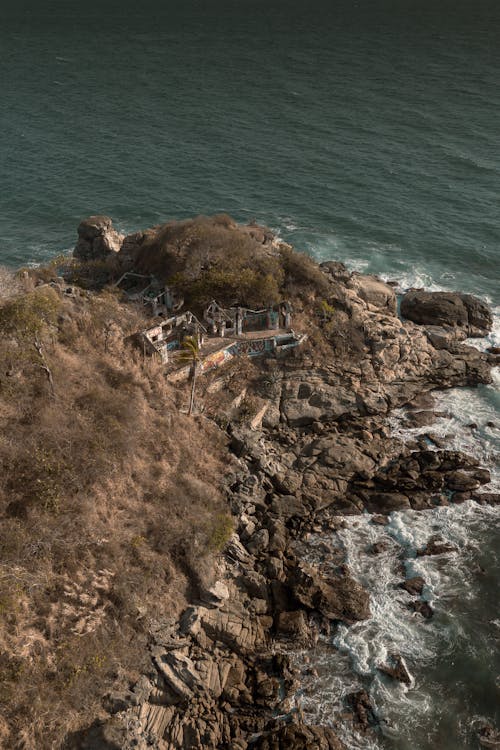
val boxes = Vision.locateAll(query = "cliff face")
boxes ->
[0,217,497,750]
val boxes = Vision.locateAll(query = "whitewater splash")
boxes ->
[295,315,499,749]
[298,493,500,749]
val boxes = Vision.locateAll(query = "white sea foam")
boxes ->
[300,499,499,748]
[299,310,499,748]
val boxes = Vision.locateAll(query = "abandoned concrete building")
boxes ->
[140,312,206,363]
[203,301,292,337]
[136,298,305,371]
[115,272,184,316]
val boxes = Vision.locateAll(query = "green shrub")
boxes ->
[207,513,233,552]
[318,299,335,321]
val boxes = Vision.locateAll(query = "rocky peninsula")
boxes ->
[0,214,497,750]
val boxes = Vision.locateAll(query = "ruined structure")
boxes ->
[203,301,291,337]
[136,298,304,372]
[115,272,184,316]
[139,312,206,363]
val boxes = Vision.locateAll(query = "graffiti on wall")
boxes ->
[201,347,232,373]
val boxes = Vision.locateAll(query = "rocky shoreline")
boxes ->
[67,219,498,750]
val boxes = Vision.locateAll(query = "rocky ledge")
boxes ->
[68,218,498,750]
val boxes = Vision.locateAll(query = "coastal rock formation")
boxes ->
[73,215,124,261]
[400,289,493,337]
[346,690,378,732]
[254,724,347,749]
[348,273,397,313]
[377,654,412,685]
[289,561,370,624]
[400,576,425,595]
[53,215,497,749]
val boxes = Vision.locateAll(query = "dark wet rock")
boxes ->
[450,491,471,504]
[288,561,370,624]
[377,654,412,685]
[346,690,378,731]
[425,433,448,448]
[445,470,482,492]
[417,536,458,556]
[478,724,500,748]
[403,410,447,428]
[472,468,492,484]
[407,392,436,410]
[254,723,347,750]
[320,260,352,283]
[400,577,425,596]
[275,610,312,645]
[368,540,390,555]
[366,492,411,513]
[472,492,500,506]
[411,600,434,619]
[371,514,389,526]
[400,290,493,337]
[430,493,449,507]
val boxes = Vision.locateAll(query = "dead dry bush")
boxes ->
[0,265,22,301]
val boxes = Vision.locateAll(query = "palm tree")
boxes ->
[179,335,200,415]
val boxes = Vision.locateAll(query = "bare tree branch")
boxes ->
[34,339,56,398]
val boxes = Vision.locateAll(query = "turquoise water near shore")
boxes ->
[1,1,499,747]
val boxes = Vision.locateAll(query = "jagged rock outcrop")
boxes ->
[65,217,497,750]
[400,576,425,596]
[400,289,493,337]
[73,215,124,261]
[348,273,397,313]
[377,653,412,685]
[289,561,370,624]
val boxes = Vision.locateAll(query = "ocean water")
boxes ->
[1,1,499,747]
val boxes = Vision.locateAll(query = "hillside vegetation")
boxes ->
[0,215,346,748]
[131,214,331,310]
[0,270,230,749]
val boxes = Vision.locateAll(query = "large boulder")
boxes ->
[349,274,397,314]
[74,215,124,262]
[288,562,370,624]
[400,290,492,337]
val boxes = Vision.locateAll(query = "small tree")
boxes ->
[179,336,200,415]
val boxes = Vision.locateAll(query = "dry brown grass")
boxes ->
[0,285,230,748]
[0,266,22,301]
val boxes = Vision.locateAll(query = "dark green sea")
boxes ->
[1,1,499,747]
